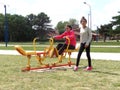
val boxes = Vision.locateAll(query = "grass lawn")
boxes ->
[91,47,120,53]
[91,41,120,45]
[0,41,120,53]
[0,55,120,90]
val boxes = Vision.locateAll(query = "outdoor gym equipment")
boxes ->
[15,37,79,72]
[15,38,54,71]
[51,37,79,67]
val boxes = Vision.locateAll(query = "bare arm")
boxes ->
[74,32,80,35]
[74,28,80,35]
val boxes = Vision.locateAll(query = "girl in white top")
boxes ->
[74,16,92,71]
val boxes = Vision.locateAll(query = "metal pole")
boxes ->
[4,5,8,47]
[88,14,89,28]
[83,2,92,30]
[89,5,92,30]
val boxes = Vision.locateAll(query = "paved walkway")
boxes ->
[68,52,120,61]
[0,50,120,61]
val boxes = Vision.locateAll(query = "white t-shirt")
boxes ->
[80,26,92,45]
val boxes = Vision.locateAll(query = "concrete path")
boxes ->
[67,52,120,61]
[0,50,120,61]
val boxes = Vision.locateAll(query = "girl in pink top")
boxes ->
[54,25,76,56]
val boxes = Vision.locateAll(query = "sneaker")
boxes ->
[73,66,78,71]
[84,66,92,71]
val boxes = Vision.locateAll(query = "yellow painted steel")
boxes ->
[54,37,79,64]
[15,37,79,70]
[65,37,79,62]
[14,38,37,68]
[14,37,56,68]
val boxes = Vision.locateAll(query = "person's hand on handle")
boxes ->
[63,36,68,39]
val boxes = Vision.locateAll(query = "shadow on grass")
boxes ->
[91,70,120,76]
[79,65,120,76]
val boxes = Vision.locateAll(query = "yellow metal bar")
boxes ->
[33,38,37,52]
[64,37,70,57]
[49,38,54,46]
[27,55,31,67]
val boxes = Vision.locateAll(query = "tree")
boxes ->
[56,21,68,34]
[32,12,51,40]
[26,14,36,26]
[111,11,120,42]
[99,24,112,42]
[0,14,4,41]
[69,18,78,25]
[56,18,78,34]
[0,12,51,42]
[111,12,120,34]
[111,11,120,27]
[7,14,35,42]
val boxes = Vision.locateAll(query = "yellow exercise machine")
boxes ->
[15,37,79,71]
[15,37,55,71]
[51,37,79,67]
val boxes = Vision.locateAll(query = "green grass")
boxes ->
[0,41,120,52]
[91,41,120,45]
[0,45,46,51]
[2,40,120,45]
[0,55,120,90]
[0,45,120,53]
[91,47,120,53]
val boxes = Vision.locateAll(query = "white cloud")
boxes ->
[0,0,120,29]
[92,0,120,29]
[0,0,85,27]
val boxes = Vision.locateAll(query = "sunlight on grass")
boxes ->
[0,55,120,90]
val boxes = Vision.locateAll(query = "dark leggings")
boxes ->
[76,43,91,67]
[56,43,75,55]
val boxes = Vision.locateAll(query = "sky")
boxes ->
[0,0,120,30]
